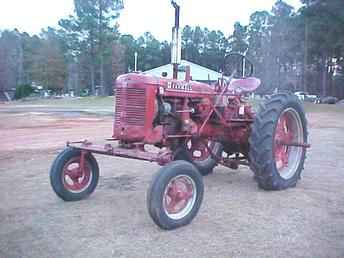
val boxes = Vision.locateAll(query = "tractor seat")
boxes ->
[229,77,261,93]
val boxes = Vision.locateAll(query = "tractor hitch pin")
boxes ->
[276,141,311,148]
[176,108,195,113]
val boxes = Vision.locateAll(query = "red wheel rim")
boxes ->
[186,139,215,161]
[163,175,197,220]
[274,108,304,179]
[62,157,92,193]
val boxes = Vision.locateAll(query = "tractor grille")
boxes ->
[115,87,146,126]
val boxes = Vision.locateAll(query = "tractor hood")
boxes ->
[115,73,216,96]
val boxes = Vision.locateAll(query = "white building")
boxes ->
[144,60,222,83]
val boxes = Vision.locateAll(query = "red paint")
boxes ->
[229,77,261,93]
[113,73,253,147]
[186,139,214,161]
[62,157,91,192]
[164,176,194,215]
[64,71,310,172]
[274,113,294,171]
[67,141,173,165]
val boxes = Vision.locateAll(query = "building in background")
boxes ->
[144,60,222,83]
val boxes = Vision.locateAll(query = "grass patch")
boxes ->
[9,96,343,114]
[13,96,114,107]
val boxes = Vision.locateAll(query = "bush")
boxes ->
[14,84,34,99]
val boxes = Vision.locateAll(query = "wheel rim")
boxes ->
[274,108,304,180]
[186,139,215,161]
[62,157,92,193]
[163,175,197,220]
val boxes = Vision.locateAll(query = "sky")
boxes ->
[0,0,302,41]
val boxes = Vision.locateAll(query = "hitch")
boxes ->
[67,140,173,166]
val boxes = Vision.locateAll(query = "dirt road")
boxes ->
[0,104,344,258]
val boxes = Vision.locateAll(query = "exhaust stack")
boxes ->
[171,1,181,80]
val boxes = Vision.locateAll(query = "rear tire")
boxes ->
[50,148,99,201]
[147,161,204,230]
[249,93,308,190]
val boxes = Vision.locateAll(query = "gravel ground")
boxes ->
[0,104,344,258]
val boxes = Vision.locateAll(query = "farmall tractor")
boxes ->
[49,2,310,230]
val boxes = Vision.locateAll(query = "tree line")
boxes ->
[0,0,344,98]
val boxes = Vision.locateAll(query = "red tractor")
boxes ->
[49,2,310,230]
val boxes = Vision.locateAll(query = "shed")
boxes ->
[144,60,222,82]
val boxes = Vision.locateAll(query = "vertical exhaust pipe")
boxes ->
[171,1,181,80]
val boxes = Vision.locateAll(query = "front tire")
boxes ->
[249,93,308,190]
[173,139,223,176]
[147,161,204,230]
[50,148,99,201]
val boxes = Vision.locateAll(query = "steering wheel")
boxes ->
[222,53,254,79]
